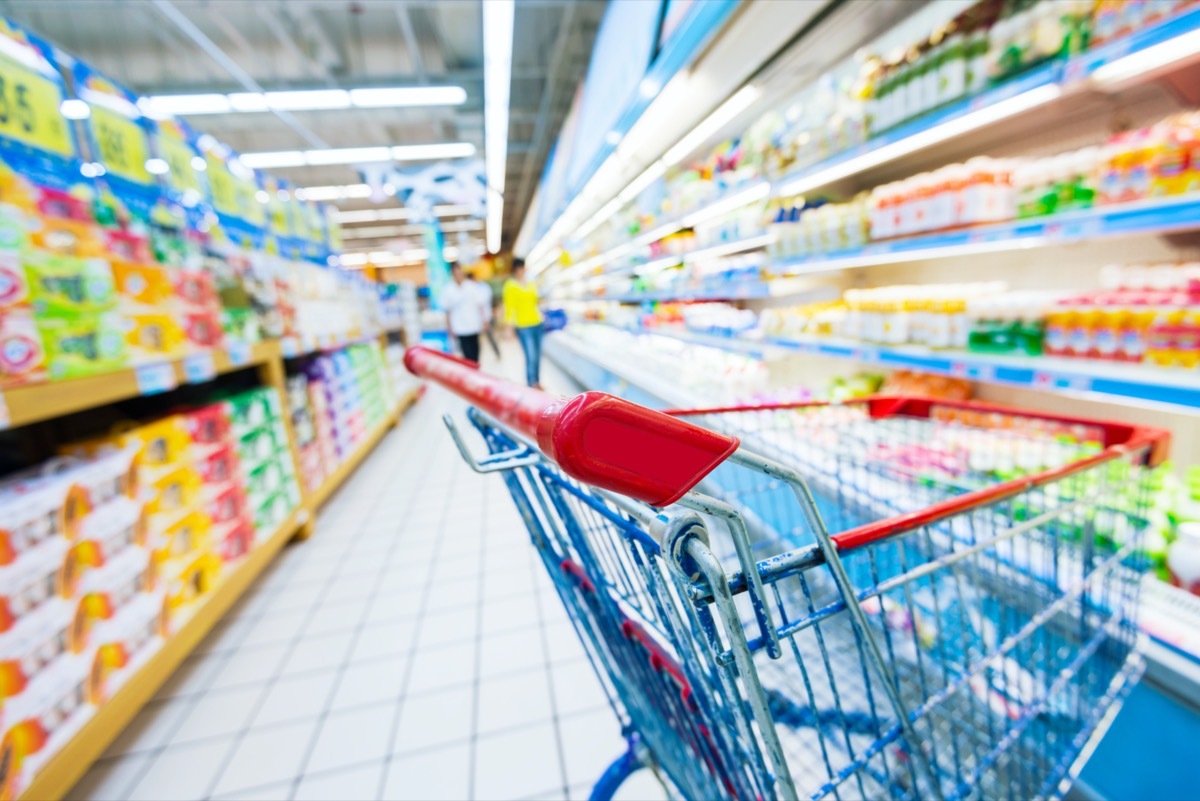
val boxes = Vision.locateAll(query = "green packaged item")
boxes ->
[968,321,1043,355]
[25,252,117,314]
[37,310,127,379]
[222,387,283,434]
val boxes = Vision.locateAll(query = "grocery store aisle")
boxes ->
[69,339,665,801]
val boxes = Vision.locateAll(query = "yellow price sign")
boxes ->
[90,106,150,184]
[268,192,289,236]
[0,56,73,158]
[206,153,239,217]
[158,130,200,194]
[236,178,265,227]
[290,198,310,241]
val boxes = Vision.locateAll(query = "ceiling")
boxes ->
[1,0,606,256]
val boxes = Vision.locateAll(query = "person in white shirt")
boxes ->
[469,269,501,359]
[441,263,489,362]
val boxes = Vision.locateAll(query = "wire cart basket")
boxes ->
[405,346,1167,801]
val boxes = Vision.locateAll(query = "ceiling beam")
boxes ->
[395,3,427,83]
[255,5,334,85]
[150,0,330,149]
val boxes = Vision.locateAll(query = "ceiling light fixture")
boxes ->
[483,0,514,254]
[145,85,467,117]
[239,143,475,169]
[144,158,170,175]
[300,183,373,201]
[349,86,467,107]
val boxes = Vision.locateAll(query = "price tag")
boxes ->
[207,154,239,217]
[182,351,215,383]
[226,338,251,366]
[237,177,266,227]
[0,56,73,157]
[158,130,200,194]
[90,106,151,184]
[950,361,969,377]
[135,362,177,395]
[973,363,997,382]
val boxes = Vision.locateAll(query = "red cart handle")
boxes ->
[404,346,739,506]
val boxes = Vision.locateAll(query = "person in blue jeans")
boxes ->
[503,259,544,388]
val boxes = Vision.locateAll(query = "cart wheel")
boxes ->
[588,739,646,801]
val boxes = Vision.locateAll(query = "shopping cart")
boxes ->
[405,346,1166,801]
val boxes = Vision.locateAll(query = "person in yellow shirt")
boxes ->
[503,258,544,388]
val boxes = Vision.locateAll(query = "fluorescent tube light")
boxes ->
[1092,27,1200,84]
[238,144,475,169]
[301,184,373,201]
[434,204,474,215]
[239,151,306,169]
[776,84,1061,197]
[483,0,514,253]
[681,182,770,228]
[343,225,408,239]
[663,85,761,167]
[340,253,369,265]
[306,146,392,165]
[265,89,350,110]
[146,85,469,117]
[392,143,476,160]
[142,94,231,115]
[59,99,90,120]
[350,86,467,106]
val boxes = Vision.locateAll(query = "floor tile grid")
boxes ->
[132,400,444,799]
[79,443,405,799]
[280,424,458,801]
[68,344,670,800]
[208,398,456,796]
[197,432,431,798]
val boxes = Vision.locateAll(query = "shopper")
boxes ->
[442,263,489,363]
[503,258,544,388]
[471,269,501,359]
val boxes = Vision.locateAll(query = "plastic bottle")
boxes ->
[940,31,968,105]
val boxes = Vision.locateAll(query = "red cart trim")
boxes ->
[404,346,739,506]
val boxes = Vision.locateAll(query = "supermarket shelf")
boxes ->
[555,189,772,282]
[306,385,419,511]
[583,282,773,303]
[17,508,305,801]
[771,194,1200,276]
[593,321,1200,412]
[771,6,1200,198]
[549,10,1200,287]
[1,341,280,430]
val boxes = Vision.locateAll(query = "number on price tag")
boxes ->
[0,56,73,157]
[226,339,251,366]
[90,106,151,184]
[182,351,215,384]
[135,362,177,396]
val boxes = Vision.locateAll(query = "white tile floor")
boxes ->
[68,343,670,801]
